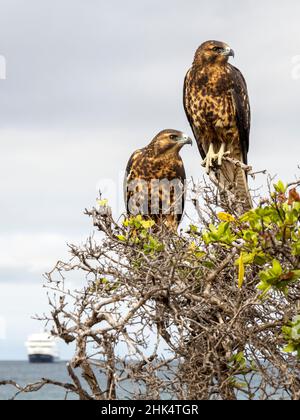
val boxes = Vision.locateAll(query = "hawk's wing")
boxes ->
[124,149,142,213]
[174,159,187,224]
[229,64,251,165]
[183,68,206,160]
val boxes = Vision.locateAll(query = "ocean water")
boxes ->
[0,361,80,400]
[0,361,147,400]
[0,361,288,400]
[0,361,169,400]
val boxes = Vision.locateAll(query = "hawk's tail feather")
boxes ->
[218,157,252,213]
[234,165,253,211]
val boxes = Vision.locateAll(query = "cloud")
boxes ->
[0,233,70,274]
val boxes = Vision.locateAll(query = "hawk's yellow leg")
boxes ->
[202,143,230,174]
[216,143,231,166]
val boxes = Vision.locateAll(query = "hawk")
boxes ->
[184,40,252,211]
[124,130,192,230]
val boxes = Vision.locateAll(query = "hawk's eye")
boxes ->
[212,46,222,53]
[169,134,177,140]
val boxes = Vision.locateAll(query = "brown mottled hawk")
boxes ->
[124,130,192,230]
[184,40,252,210]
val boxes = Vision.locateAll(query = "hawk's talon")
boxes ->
[202,143,230,174]
[202,150,217,174]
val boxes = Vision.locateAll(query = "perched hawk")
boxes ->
[124,130,192,230]
[184,40,252,211]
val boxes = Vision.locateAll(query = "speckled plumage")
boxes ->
[124,130,191,230]
[184,40,252,210]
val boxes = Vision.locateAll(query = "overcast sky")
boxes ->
[0,0,300,360]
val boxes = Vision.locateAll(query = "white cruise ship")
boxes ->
[25,332,59,363]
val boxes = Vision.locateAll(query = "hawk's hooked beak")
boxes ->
[178,134,193,146]
[223,46,235,58]
[229,49,235,58]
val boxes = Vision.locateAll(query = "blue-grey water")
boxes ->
[0,361,79,400]
[0,361,288,400]
[0,361,148,400]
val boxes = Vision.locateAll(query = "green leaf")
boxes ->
[140,220,155,229]
[123,219,130,227]
[274,180,287,194]
[195,251,206,260]
[294,202,300,212]
[257,282,272,299]
[237,255,245,289]
[189,224,199,234]
[282,326,292,337]
[202,261,215,269]
[283,344,295,353]
[272,260,282,276]
[143,236,164,253]
[233,381,247,390]
[291,270,300,280]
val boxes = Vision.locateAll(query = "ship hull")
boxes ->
[28,354,56,363]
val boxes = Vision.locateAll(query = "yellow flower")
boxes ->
[217,212,236,223]
[97,199,108,207]
[140,220,155,229]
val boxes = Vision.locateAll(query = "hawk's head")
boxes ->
[194,40,235,65]
[150,130,192,156]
